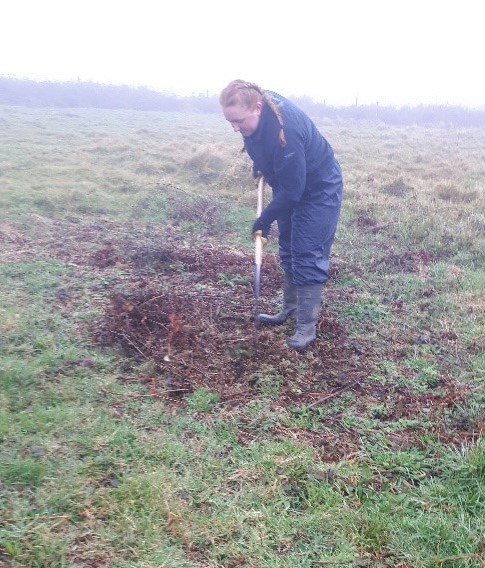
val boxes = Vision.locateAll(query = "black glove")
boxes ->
[252,217,269,239]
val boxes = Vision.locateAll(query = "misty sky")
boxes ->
[1,0,484,107]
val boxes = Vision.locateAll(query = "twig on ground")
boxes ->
[311,559,355,565]
[434,553,485,566]
[118,332,149,359]
[307,384,355,409]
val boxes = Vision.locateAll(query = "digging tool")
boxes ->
[253,175,265,324]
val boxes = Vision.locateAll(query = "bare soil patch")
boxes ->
[2,218,474,459]
[74,229,471,458]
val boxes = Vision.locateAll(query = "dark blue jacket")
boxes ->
[245,91,342,232]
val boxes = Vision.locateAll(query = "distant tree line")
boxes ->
[1,77,484,128]
[0,77,187,112]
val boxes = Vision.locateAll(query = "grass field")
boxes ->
[0,104,484,567]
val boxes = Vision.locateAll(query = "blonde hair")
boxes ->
[220,80,286,147]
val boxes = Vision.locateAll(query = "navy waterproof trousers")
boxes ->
[276,161,343,287]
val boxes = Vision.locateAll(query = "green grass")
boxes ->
[0,104,484,567]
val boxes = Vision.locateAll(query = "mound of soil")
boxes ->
[87,231,471,457]
[1,215,474,458]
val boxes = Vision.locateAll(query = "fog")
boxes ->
[1,0,483,108]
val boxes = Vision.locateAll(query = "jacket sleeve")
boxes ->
[257,190,293,230]
[256,125,307,230]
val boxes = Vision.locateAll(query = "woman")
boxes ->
[220,80,343,349]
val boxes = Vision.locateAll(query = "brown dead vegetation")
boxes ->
[2,216,476,459]
[71,228,473,458]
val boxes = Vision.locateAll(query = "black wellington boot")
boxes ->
[257,274,297,326]
[286,284,323,349]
